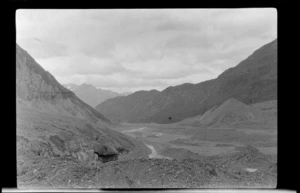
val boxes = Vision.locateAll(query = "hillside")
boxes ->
[96,39,277,124]
[16,44,111,124]
[198,98,263,126]
[63,83,120,108]
[16,44,151,187]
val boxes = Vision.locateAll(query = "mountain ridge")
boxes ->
[96,39,277,124]
[16,44,111,124]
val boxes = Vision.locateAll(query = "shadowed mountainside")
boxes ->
[96,39,277,124]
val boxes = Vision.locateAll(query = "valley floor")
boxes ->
[113,121,277,160]
[17,151,276,189]
[17,102,277,189]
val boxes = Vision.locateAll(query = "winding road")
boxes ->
[145,144,172,160]
[122,127,172,159]
[145,144,158,158]
[122,127,146,133]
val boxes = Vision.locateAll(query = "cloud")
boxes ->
[122,57,213,80]
[155,20,200,31]
[16,9,277,93]
[17,37,68,59]
[37,54,126,77]
[37,56,73,76]
[209,9,277,40]
[87,74,168,88]
[79,39,116,58]
[164,33,215,50]
[70,56,126,75]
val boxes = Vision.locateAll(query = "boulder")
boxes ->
[93,144,119,163]
[93,144,118,155]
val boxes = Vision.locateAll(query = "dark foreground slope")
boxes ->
[96,39,277,123]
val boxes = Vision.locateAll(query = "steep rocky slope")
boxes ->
[16,44,110,124]
[63,83,120,108]
[96,39,277,124]
[16,44,148,178]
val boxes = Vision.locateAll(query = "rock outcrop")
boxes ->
[93,144,119,163]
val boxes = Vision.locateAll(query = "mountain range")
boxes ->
[63,83,121,108]
[96,39,277,124]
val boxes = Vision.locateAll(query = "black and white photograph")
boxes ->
[15,8,278,189]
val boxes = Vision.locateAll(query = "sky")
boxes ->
[16,9,277,93]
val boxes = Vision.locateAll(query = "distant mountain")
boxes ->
[16,44,110,124]
[63,83,120,108]
[96,39,277,124]
[120,92,132,96]
[63,83,78,90]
